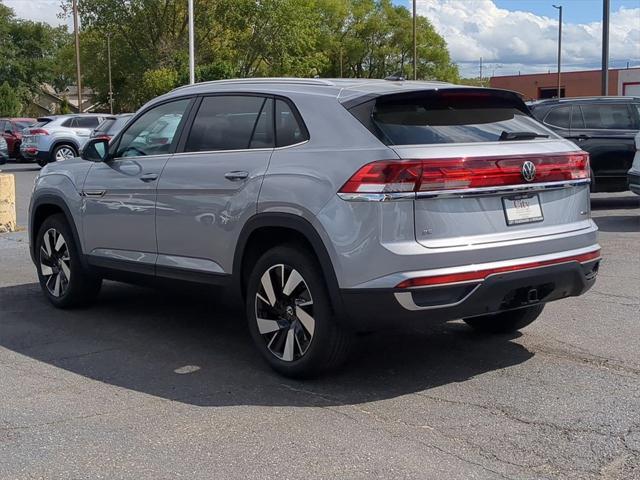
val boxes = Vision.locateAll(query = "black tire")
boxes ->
[463,304,545,334]
[51,143,78,164]
[246,244,352,378]
[35,213,102,308]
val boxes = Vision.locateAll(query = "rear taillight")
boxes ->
[338,153,590,194]
[396,249,601,289]
[29,129,49,136]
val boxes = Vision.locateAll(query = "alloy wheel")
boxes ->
[39,228,71,297]
[255,264,315,362]
[55,147,76,161]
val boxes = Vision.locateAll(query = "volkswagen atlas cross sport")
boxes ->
[29,78,601,377]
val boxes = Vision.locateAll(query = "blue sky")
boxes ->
[4,0,640,78]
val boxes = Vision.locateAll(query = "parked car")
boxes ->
[29,78,600,377]
[90,113,134,142]
[21,114,106,167]
[0,117,35,161]
[629,131,640,195]
[0,136,8,165]
[529,96,640,192]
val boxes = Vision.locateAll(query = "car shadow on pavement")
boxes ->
[592,215,640,233]
[591,194,640,210]
[0,281,533,407]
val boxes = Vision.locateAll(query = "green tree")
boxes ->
[0,81,22,116]
[141,67,179,102]
[57,96,72,114]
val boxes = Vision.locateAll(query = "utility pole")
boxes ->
[188,0,195,84]
[72,0,83,112]
[107,34,113,114]
[552,5,562,98]
[412,0,417,80]
[601,0,610,95]
[339,47,343,78]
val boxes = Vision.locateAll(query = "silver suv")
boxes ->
[21,114,106,166]
[28,78,600,377]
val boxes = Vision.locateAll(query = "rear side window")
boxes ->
[544,106,571,129]
[349,90,552,145]
[76,117,100,128]
[570,106,585,129]
[275,99,308,147]
[185,96,267,152]
[581,104,635,129]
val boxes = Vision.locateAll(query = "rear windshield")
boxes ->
[348,89,553,145]
[33,118,53,128]
[109,115,132,133]
[95,118,116,133]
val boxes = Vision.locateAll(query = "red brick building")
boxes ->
[489,67,640,100]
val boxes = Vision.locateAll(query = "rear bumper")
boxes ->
[628,170,640,195]
[339,248,600,331]
[20,147,48,163]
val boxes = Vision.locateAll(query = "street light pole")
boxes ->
[188,0,195,84]
[601,0,610,95]
[72,0,83,112]
[107,34,113,114]
[412,0,417,80]
[552,5,562,99]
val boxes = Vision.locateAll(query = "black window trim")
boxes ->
[173,92,310,155]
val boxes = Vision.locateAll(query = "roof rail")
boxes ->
[171,77,336,92]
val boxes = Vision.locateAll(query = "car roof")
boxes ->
[0,117,35,122]
[530,96,640,107]
[162,77,479,104]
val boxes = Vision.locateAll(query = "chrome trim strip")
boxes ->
[337,192,415,202]
[394,285,481,311]
[170,140,309,157]
[337,179,590,202]
[415,179,591,199]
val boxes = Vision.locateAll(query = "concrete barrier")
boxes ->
[0,173,17,233]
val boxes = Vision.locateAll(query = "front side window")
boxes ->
[544,106,571,129]
[581,104,635,130]
[184,95,268,152]
[116,99,190,157]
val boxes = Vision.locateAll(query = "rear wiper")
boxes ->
[499,131,549,141]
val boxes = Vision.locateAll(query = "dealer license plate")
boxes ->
[502,194,544,226]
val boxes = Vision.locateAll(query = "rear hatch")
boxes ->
[22,117,54,150]
[345,88,592,248]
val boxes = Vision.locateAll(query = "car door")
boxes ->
[155,94,275,279]
[569,103,637,187]
[81,98,193,273]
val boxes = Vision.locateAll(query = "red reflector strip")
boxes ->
[339,153,590,194]
[396,249,601,289]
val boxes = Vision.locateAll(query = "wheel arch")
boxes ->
[233,213,345,319]
[30,195,86,268]
[49,139,80,157]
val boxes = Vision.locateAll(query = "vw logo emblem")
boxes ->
[521,161,536,182]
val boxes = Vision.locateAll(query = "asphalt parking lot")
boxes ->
[0,162,639,479]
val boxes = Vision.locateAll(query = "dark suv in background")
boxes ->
[529,97,640,192]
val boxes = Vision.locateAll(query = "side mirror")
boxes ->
[81,138,110,162]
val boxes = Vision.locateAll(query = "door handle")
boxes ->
[224,171,249,181]
[140,173,159,182]
[576,134,590,141]
[82,189,106,198]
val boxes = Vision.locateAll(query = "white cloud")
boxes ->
[2,0,70,27]
[417,0,640,77]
